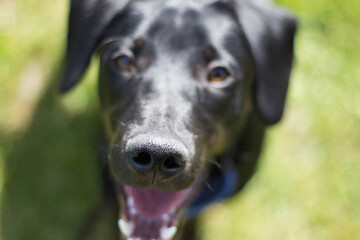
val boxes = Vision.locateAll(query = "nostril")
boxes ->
[132,151,152,166]
[163,156,183,170]
[126,135,189,178]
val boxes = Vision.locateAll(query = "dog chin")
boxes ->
[116,179,203,240]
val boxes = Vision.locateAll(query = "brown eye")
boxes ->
[115,54,135,72]
[208,67,230,83]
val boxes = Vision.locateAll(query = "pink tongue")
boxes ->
[127,187,187,218]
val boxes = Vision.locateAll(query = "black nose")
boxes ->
[126,135,188,179]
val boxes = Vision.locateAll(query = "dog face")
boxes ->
[98,1,254,189]
[60,0,296,239]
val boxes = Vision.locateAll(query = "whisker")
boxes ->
[111,143,121,148]
[118,121,127,127]
[209,159,222,170]
[192,134,204,140]
[200,174,213,192]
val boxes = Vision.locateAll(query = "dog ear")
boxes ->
[60,0,130,93]
[238,1,297,124]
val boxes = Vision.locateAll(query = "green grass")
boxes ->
[0,0,359,239]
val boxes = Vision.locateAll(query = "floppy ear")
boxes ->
[60,0,130,92]
[238,1,297,124]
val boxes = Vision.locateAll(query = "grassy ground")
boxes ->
[0,0,359,239]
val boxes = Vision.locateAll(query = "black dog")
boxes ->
[60,0,296,239]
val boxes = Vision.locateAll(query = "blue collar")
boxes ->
[185,166,239,219]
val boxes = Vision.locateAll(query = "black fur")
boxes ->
[60,1,296,239]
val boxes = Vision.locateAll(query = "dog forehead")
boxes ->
[132,1,204,36]
[131,0,238,49]
[132,0,221,15]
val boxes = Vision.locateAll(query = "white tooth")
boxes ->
[160,226,177,240]
[127,197,134,207]
[130,207,137,215]
[162,214,170,221]
[118,219,134,237]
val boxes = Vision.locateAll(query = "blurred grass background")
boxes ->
[0,0,359,239]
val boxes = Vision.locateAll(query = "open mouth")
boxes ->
[116,180,203,240]
[115,158,239,239]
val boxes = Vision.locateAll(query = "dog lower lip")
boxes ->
[116,180,202,239]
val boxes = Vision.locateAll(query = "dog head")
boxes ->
[60,0,296,239]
